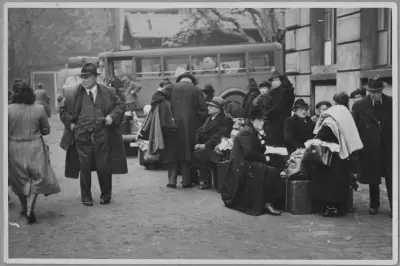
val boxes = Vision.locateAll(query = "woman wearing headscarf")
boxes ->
[309,92,363,217]
[8,79,60,224]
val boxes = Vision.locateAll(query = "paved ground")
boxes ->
[7,117,394,260]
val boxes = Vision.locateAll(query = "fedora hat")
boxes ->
[206,97,226,110]
[159,78,172,88]
[292,98,309,110]
[247,107,266,120]
[176,73,197,85]
[203,84,215,92]
[80,63,100,76]
[268,70,284,81]
[367,76,384,92]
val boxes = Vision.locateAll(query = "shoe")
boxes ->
[100,199,110,205]
[26,213,36,224]
[265,203,281,216]
[198,182,211,190]
[321,206,340,217]
[369,208,379,215]
[182,184,195,189]
[166,184,177,188]
[82,201,94,206]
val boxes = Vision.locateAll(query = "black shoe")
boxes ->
[100,199,110,205]
[198,182,211,190]
[369,208,379,215]
[166,184,177,188]
[82,201,94,206]
[265,203,281,216]
[182,184,195,189]
[26,213,36,224]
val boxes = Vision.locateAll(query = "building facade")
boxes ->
[284,8,392,112]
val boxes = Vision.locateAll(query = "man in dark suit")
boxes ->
[192,97,234,189]
[163,73,208,189]
[352,76,392,216]
[34,83,51,117]
[59,63,127,206]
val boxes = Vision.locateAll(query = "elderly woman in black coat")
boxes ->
[220,108,283,216]
[310,92,363,217]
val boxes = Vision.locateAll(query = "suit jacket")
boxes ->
[284,115,316,154]
[59,83,127,178]
[196,111,233,149]
[352,94,392,184]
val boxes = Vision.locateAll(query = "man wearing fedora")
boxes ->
[192,97,234,189]
[202,84,215,102]
[163,73,207,188]
[284,98,316,155]
[59,63,127,206]
[352,76,392,215]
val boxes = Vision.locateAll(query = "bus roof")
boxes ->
[98,42,283,58]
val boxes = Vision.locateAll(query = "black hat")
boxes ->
[259,81,271,88]
[350,88,367,98]
[176,73,197,85]
[206,97,226,110]
[268,70,284,81]
[315,100,332,110]
[203,84,215,92]
[248,107,266,120]
[292,98,309,110]
[159,78,172,88]
[367,76,384,92]
[80,63,100,76]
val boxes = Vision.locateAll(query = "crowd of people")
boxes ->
[7,62,393,224]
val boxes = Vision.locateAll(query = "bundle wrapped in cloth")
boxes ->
[280,148,308,179]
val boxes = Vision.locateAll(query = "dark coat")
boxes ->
[196,111,233,149]
[163,81,208,163]
[263,85,295,147]
[220,124,284,216]
[34,88,51,117]
[242,87,260,118]
[352,94,392,184]
[59,84,127,179]
[284,115,316,154]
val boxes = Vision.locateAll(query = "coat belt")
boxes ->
[8,135,41,142]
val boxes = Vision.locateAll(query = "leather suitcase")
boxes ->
[216,161,230,193]
[285,180,312,215]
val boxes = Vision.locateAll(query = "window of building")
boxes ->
[191,54,218,75]
[135,57,161,78]
[113,59,133,79]
[219,53,246,74]
[376,8,392,66]
[324,8,337,65]
[248,51,275,72]
[164,56,189,76]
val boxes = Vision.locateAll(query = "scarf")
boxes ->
[313,105,363,159]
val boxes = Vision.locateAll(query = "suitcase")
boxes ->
[285,180,312,215]
[216,161,230,193]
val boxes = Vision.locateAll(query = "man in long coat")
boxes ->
[164,73,207,188]
[59,63,127,206]
[34,83,51,117]
[352,77,392,215]
[192,97,233,189]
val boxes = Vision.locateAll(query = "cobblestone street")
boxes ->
[8,117,394,260]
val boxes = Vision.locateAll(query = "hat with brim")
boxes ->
[247,107,266,120]
[292,98,309,110]
[206,97,226,110]
[315,100,332,110]
[176,73,197,85]
[159,78,172,88]
[366,77,384,92]
[268,70,284,82]
[80,63,101,76]
[350,88,367,98]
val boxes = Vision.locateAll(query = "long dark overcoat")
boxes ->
[163,81,207,164]
[284,115,316,154]
[352,94,392,184]
[220,124,284,216]
[59,84,127,179]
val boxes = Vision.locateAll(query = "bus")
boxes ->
[98,42,284,112]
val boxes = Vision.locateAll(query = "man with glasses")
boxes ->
[59,63,127,206]
[352,76,392,216]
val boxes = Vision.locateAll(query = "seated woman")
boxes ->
[311,100,332,123]
[310,92,363,217]
[220,107,284,216]
[284,99,316,155]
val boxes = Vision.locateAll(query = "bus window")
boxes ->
[136,57,161,78]
[164,56,189,77]
[219,53,246,74]
[248,51,275,72]
[191,54,218,75]
[113,59,133,79]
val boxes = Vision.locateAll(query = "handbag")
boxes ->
[302,143,333,166]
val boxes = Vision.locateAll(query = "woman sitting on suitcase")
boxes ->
[220,107,284,216]
[309,92,363,217]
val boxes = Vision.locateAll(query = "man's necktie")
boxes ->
[88,91,94,103]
